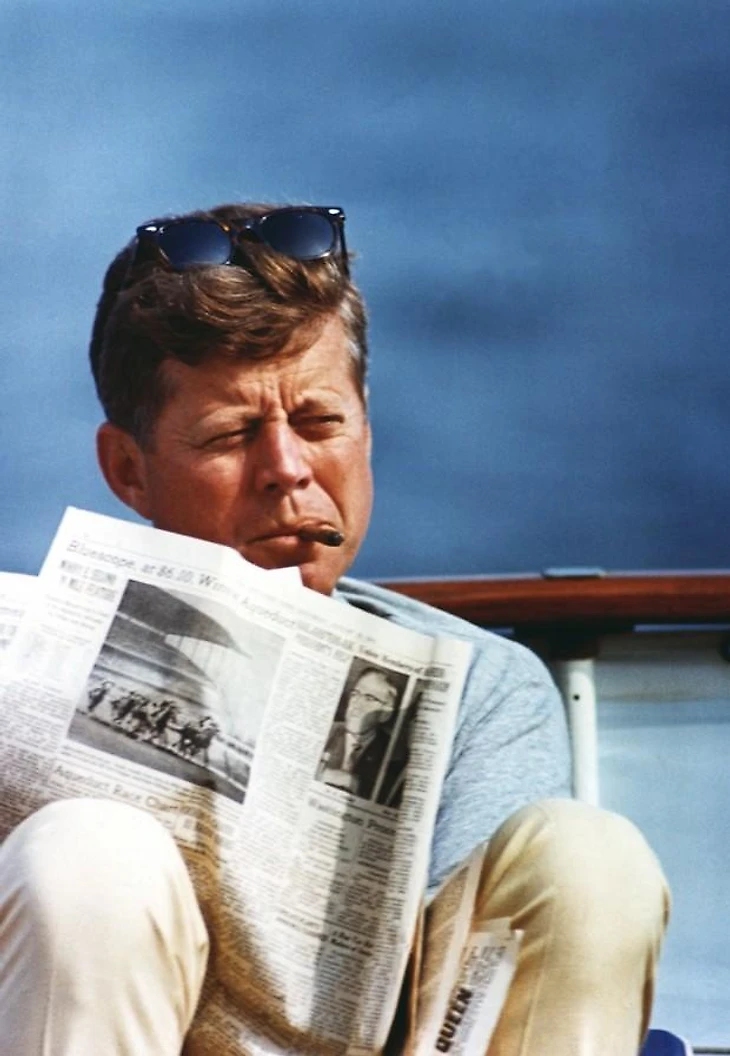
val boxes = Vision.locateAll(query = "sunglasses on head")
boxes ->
[133,205,349,276]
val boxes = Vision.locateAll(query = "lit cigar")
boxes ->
[297,524,345,547]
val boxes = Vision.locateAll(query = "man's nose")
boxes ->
[253,422,313,494]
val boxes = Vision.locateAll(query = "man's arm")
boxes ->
[427,639,571,892]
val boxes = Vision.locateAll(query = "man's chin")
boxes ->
[298,563,338,596]
[239,541,338,595]
[240,536,310,569]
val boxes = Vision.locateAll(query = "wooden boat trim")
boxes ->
[376,571,730,630]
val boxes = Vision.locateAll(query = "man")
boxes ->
[0,202,669,1055]
[317,664,408,802]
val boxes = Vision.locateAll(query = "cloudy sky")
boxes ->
[2,0,729,586]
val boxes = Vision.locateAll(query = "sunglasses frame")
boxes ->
[133,205,349,276]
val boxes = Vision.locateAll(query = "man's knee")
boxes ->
[484,798,670,951]
[0,801,209,1049]
[0,798,207,959]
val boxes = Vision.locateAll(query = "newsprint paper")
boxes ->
[0,508,521,1056]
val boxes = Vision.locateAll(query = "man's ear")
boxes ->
[96,422,153,520]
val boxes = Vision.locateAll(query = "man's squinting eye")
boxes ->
[292,413,345,435]
[201,410,346,448]
[200,424,259,448]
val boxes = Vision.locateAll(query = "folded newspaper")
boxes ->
[0,508,522,1056]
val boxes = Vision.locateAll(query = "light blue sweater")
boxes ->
[336,577,572,892]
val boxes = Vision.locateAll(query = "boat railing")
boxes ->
[378,569,730,631]
[378,569,730,804]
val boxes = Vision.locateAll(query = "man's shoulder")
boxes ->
[335,575,490,641]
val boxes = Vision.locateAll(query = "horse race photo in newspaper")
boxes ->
[70,579,285,802]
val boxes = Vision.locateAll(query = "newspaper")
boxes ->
[0,572,35,656]
[412,848,522,1055]
[0,508,519,1055]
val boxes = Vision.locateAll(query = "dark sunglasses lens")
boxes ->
[159,221,232,268]
[259,211,336,260]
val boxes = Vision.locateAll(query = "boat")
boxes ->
[381,569,730,1055]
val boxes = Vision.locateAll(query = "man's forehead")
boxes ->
[357,671,396,693]
[158,328,359,410]
[162,352,348,395]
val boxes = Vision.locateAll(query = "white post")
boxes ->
[554,657,600,806]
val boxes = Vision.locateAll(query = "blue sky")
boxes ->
[2,0,729,579]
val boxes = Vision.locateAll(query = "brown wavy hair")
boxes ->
[89,202,369,448]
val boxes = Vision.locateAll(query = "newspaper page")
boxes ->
[430,922,521,1056]
[413,849,522,1056]
[0,572,35,657]
[0,507,472,1056]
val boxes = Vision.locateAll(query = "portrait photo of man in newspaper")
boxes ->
[316,660,412,806]
[0,201,671,1056]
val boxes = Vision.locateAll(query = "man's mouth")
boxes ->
[252,522,344,548]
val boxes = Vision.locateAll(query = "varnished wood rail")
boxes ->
[377,571,730,631]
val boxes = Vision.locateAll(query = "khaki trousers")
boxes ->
[0,797,669,1055]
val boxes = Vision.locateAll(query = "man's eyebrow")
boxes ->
[194,407,258,428]
[193,385,347,427]
[290,390,345,410]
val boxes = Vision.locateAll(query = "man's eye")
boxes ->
[296,414,344,433]
[205,426,257,446]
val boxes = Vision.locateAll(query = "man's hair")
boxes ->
[89,202,369,448]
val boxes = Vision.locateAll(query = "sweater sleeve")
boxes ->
[427,637,572,891]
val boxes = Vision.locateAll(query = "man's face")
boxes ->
[99,316,373,595]
[344,670,397,734]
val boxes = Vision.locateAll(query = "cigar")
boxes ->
[297,524,345,547]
